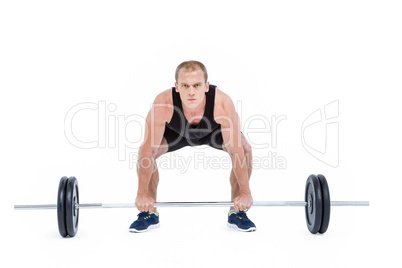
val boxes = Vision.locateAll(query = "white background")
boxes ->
[1,1,401,267]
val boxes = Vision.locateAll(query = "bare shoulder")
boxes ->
[154,88,172,104]
[214,87,236,118]
[150,88,174,123]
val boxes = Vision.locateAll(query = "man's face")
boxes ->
[175,68,209,110]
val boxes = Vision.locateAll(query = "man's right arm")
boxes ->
[136,94,170,211]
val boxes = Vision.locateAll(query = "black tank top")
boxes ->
[165,85,221,140]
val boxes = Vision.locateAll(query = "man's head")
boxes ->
[175,60,210,110]
[175,60,208,83]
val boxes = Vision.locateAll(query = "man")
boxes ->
[129,60,255,232]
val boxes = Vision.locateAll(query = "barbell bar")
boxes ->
[14,201,369,210]
[13,174,369,237]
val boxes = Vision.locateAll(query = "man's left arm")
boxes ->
[216,95,253,211]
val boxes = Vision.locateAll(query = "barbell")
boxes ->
[14,174,369,237]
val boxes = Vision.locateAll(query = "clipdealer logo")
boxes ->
[63,99,339,169]
[63,100,288,170]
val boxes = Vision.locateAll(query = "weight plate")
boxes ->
[65,176,79,237]
[305,174,323,234]
[57,177,68,237]
[317,174,331,234]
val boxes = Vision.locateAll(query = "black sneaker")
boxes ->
[227,210,256,232]
[129,211,160,233]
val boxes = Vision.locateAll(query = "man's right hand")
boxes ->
[135,193,155,212]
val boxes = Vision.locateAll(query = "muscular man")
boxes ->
[129,61,255,232]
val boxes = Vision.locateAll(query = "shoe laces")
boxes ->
[236,211,249,221]
[137,211,151,220]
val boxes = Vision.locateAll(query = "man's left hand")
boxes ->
[233,193,253,211]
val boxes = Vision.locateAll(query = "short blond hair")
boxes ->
[175,60,208,82]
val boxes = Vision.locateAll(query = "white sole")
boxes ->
[227,222,257,232]
[129,223,160,233]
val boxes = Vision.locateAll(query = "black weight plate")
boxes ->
[65,176,79,237]
[317,174,331,234]
[305,174,323,234]
[57,177,69,237]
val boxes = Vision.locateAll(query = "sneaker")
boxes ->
[129,211,160,233]
[227,210,256,232]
